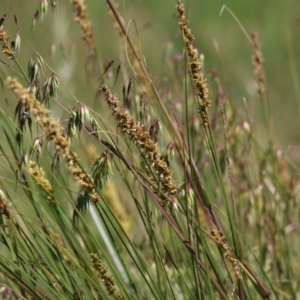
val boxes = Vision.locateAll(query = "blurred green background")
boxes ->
[1,0,300,147]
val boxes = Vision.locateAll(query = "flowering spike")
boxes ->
[42,73,59,107]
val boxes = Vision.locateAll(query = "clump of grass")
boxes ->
[0,1,299,299]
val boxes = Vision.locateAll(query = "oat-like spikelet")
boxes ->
[101,85,177,202]
[27,160,55,203]
[91,150,113,190]
[211,229,242,280]
[6,77,100,203]
[251,31,266,96]
[12,30,21,56]
[90,253,125,300]
[0,189,10,218]
[176,1,210,127]
[0,25,14,60]
[71,0,95,55]
[42,72,59,107]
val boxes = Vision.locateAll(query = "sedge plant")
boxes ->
[0,0,299,299]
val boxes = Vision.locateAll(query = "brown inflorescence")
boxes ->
[0,25,14,60]
[72,0,96,55]
[251,31,266,96]
[27,160,55,203]
[90,253,125,300]
[211,229,242,280]
[6,77,68,152]
[6,77,100,203]
[101,85,177,203]
[176,1,210,127]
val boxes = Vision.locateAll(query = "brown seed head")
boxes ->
[176,1,210,127]
[101,85,177,203]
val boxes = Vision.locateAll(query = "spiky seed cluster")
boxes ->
[211,229,242,280]
[6,77,68,152]
[0,25,14,60]
[69,154,99,203]
[6,77,100,203]
[176,1,210,127]
[72,0,96,55]
[0,189,10,218]
[90,253,125,300]
[101,85,177,199]
[27,160,55,203]
[251,31,266,96]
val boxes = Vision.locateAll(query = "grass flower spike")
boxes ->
[101,84,177,203]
